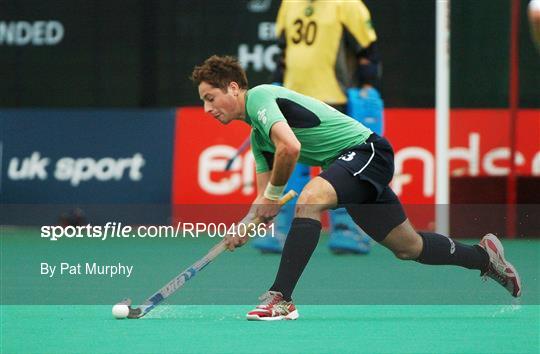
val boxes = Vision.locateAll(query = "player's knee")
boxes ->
[295,190,327,216]
[394,249,418,260]
[294,177,337,218]
[297,189,321,204]
[391,237,423,260]
[382,221,423,260]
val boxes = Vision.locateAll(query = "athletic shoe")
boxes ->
[246,291,299,321]
[478,233,522,297]
[251,233,285,254]
[328,223,371,254]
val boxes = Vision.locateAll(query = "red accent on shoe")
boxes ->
[246,291,299,321]
[478,234,522,298]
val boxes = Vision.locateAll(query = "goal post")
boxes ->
[435,0,450,235]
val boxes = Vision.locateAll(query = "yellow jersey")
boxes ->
[275,0,377,105]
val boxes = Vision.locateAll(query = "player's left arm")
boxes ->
[272,33,287,84]
[356,42,380,87]
[341,1,380,87]
[272,2,287,83]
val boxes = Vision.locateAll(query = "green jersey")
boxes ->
[245,84,372,173]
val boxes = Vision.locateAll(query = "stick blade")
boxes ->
[127,307,142,319]
[117,298,142,319]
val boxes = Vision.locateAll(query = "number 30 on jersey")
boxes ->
[291,18,317,45]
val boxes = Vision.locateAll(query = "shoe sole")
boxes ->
[481,234,522,297]
[246,310,299,321]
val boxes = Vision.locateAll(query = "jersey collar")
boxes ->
[243,90,252,125]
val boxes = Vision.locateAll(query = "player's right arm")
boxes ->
[242,85,300,220]
[242,124,300,218]
[224,120,300,251]
[252,121,300,223]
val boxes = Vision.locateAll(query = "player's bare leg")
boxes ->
[379,219,423,260]
[294,177,338,220]
[381,218,490,268]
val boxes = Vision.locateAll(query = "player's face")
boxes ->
[198,81,239,124]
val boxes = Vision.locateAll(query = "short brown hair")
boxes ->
[190,55,248,91]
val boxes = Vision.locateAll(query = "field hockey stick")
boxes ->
[124,189,298,319]
[224,137,251,171]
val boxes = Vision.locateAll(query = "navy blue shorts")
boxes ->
[319,133,407,242]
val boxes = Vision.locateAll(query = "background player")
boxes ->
[253,0,384,254]
[530,0,540,53]
[191,55,522,321]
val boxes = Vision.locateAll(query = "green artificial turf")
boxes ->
[1,228,538,353]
